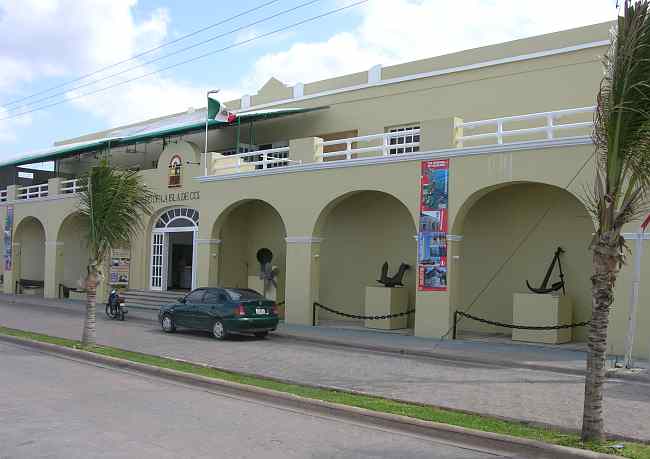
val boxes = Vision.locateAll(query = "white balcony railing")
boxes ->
[211,146,298,174]
[456,106,595,147]
[17,183,48,200]
[318,130,421,160]
[0,189,6,203]
[61,178,86,194]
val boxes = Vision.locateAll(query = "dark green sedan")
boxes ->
[158,288,279,340]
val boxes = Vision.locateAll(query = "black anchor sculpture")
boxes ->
[526,246,566,295]
[377,261,411,287]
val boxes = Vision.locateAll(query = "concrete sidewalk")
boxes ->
[2,292,647,380]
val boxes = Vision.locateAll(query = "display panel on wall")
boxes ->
[110,248,131,286]
[418,160,448,291]
[4,206,13,271]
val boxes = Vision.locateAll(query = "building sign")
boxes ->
[418,160,449,291]
[150,190,200,205]
[110,248,131,286]
[3,206,13,271]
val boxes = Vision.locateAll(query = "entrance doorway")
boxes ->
[150,208,199,291]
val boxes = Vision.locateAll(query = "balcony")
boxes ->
[0,106,595,201]
[204,106,594,178]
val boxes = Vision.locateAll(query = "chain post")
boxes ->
[453,311,458,340]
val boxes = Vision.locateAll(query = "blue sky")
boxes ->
[0,0,617,162]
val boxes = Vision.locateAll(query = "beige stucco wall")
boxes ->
[16,217,45,281]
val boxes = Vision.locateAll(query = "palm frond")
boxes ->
[77,160,153,266]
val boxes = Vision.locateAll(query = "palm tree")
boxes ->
[78,160,153,347]
[582,0,650,442]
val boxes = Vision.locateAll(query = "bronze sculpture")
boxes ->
[377,261,410,287]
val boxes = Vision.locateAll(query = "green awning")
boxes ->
[1,106,327,168]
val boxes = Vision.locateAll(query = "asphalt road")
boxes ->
[0,341,508,459]
[1,300,649,441]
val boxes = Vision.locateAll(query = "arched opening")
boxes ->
[14,216,46,295]
[56,213,89,295]
[315,191,418,328]
[149,207,199,291]
[215,200,287,304]
[454,182,593,342]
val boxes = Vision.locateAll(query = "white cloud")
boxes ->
[241,0,618,92]
[0,0,202,133]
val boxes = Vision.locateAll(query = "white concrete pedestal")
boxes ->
[364,286,409,330]
[512,293,573,344]
[22,286,44,296]
[69,290,86,301]
[247,275,277,301]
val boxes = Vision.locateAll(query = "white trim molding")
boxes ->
[285,236,324,244]
[236,40,609,114]
[45,241,64,246]
[623,232,650,241]
[196,238,222,245]
[447,234,464,242]
[197,136,593,183]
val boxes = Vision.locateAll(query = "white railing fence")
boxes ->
[17,183,48,200]
[0,189,7,203]
[60,178,86,194]
[318,130,421,160]
[211,146,298,174]
[456,106,595,147]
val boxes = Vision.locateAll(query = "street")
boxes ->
[0,341,507,459]
[0,300,649,441]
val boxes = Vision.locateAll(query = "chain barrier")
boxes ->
[453,310,590,339]
[312,301,415,326]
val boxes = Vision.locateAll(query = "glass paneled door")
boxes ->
[150,232,168,291]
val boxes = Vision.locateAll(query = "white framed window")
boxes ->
[388,125,420,155]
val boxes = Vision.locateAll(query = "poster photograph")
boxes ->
[418,160,449,291]
[109,248,131,286]
[4,206,13,271]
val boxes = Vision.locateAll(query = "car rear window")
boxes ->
[225,288,264,301]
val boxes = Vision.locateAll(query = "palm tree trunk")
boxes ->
[81,269,98,347]
[581,233,619,442]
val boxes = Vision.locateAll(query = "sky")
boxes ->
[0,0,618,162]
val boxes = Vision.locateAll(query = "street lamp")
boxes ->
[204,89,220,176]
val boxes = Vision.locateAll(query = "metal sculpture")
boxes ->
[526,246,566,295]
[256,248,278,296]
[377,261,411,287]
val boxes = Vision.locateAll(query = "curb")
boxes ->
[0,333,618,459]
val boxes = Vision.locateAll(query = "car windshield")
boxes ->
[225,288,264,301]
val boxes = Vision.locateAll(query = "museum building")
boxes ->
[2,21,649,359]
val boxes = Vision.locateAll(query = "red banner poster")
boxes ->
[418,159,449,291]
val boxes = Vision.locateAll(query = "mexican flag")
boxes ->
[207,94,237,123]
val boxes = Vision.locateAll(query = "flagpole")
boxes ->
[204,89,220,177]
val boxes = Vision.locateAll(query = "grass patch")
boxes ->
[1,325,648,458]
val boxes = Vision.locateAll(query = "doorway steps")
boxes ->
[121,289,184,310]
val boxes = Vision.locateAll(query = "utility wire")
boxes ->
[0,0,367,122]
[2,0,323,114]
[438,146,596,340]
[1,0,282,109]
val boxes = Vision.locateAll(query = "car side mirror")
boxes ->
[178,297,186,303]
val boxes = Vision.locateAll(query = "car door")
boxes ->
[177,289,205,328]
[195,289,220,331]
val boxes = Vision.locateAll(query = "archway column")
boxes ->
[414,236,462,338]
[196,239,221,287]
[284,237,322,325]
[44,240,64,299]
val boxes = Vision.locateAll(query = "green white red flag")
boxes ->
[207,95,237,123]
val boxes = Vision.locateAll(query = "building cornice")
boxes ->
[285,236,324,244]
[237,40,609,114]
[196,136,593,183]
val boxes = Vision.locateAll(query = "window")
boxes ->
[225,288,264,301]
[168,155,182,187]
[203,290,219,304]
[388,125,420,155]
[185,289,205,303]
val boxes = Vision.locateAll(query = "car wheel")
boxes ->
[212,320,227,340]
[161,314,176,333]
[254,331,268,339]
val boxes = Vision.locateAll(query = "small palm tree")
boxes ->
[78,160,153,347]
[582,0,650,442]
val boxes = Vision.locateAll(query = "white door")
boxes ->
[150,232,168,291]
